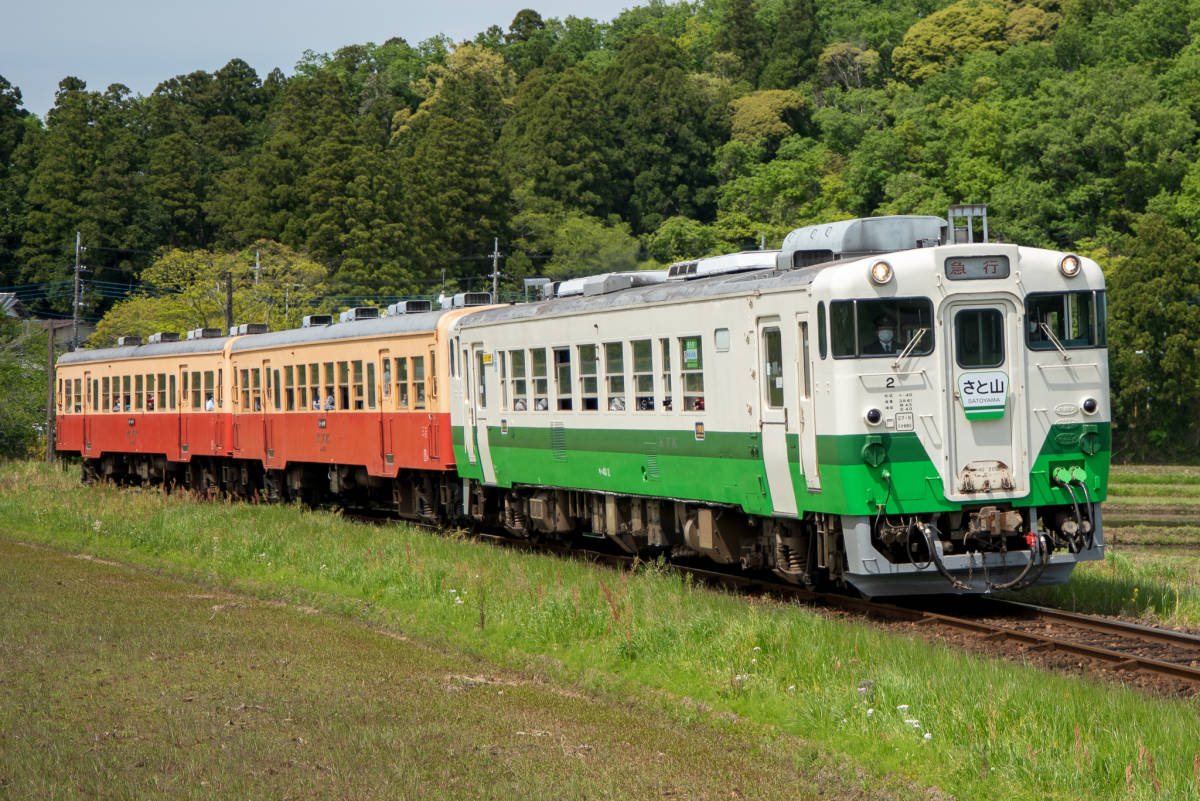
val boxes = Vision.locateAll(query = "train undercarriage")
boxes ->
[76,452,1100,596]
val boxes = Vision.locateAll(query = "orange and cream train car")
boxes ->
[54,303,485,520]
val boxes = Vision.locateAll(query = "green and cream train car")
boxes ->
[448,213,1109,596]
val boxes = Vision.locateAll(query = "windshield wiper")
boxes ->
[891,327,927,368]
[1039,322,1071,361]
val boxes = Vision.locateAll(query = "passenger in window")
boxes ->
[608,397,625,411]
[205,395,215,411]
[534,397,548,411]
[863,315,897,354]
[312,396,321,410]
[662,397,672,411]
[324,389,335,410]
[147,396,155,411]
[513,398,527,410]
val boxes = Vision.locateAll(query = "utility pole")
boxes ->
[72,232,83,349]
[489,237,501,304]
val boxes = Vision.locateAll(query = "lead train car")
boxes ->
[448,215,1109,595]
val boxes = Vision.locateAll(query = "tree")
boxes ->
[0,318,47,458]
[759,0,821,89]
[891,0,1008,82]
[713,0,764,85]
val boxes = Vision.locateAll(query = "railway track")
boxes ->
[369,516,1200,696]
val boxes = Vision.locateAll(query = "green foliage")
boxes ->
[0,318,47,458]
[891,0,1009,82]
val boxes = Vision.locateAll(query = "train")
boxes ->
[55,208,1110,596]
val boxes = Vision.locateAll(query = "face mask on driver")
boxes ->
[878,329,895,344]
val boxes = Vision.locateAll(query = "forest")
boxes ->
[1,0,1199,459]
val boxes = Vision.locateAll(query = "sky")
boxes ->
[2,0,636,120]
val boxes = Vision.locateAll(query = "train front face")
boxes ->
[814,243,1109,596]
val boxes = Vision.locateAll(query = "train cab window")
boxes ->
[412,356,426,409]
[954,309,1005,368]
[632,340,653,411]
[660,339,673,411]
[604,343,625,411]
[680,336,705,412]
[831,298,935,358]
[509,350,527,410]
[530,349,548,410]
[578,345,598,411]
[367,362,377,409]
[1026,290,1107,350]
[763,327,784,408]
[554,347,572,411]
[396,358,409,407]
[817,302,828,359]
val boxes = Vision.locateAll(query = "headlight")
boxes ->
[1081,397,1098,415]
[869,261,893,285]
[865,408,883,425]
[1059,254,1082,278]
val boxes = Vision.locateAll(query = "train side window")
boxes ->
[763,327,784,408]
[660,339,673,411]
[338,362,351,410]
[146,374,155,411]
[102,377,110,413]
[240,369,250,410]
[604,343,625,411]
[253,369,263,411]
[285,366,295,411]
[509,350,527,410]
[530,349,548,410]
[205,371,217,411]
[680,336,705,411]
[193,372,204,409]
[632,340,653,411]
[396,358,409,408]
[134,375,143,411]
[273,369,282,411]
[955,308,1005,368]
[352,360,364,409]
[817,302,827,359]
[368,362,376,409]
[554,347,571,411]
[120,375,129,411]
[169,375,176,410]
[218,368,223,408]
[309,363,320,409]
[323,362,335,411]
[157,372,167,410]
[412,356,426,409]
[578,345,598,411]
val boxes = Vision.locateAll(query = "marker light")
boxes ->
[865,408,883,425]
[1082,397,1098,415]
[1059,254,1082,278]
[869,260,893,285]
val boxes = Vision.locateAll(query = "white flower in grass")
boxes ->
[92,520,102,532]
[750,658,757,665]
[867,708,875,717]
[455,597,464,605]
[753,646,761,652]
[896,704,909,712]
[924,732,933,741]
[320,564,327,571]
[905,719,921,728]
[787,685,796,693]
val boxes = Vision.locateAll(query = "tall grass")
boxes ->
[3,461,1199,801]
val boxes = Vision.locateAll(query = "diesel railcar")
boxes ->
[447,213,1109,595]
[55,210,1109,597]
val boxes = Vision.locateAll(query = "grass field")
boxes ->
[2,461,1199,801]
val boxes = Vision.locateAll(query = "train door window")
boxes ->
[470,352,484,410]
[632,340,653,411]
[134,375,143,410]
[381,357,391,399]
[102,377,110,413]
[799,322,812,400]
[158,372,167,410]
[285,366,295,411]
[273,370,282,411]
[499,350,509,410]
[57,378,63,413]
[396,358,409,408]
[62,380,68,413]
[412,356,426,409]
[578,345,598,411]
[604,343,625,411]
[955,308,1005,368]
[659,339,673,411]
[763,327,784,408]
[509,350,527,410]
[428,349,437,400]
[817,302,828,359]
[351,361,364,409]
[367,362,376,409]
[217,368,223,408]
[530,349,548,410]
[169,375,176,409]
[553,347,572,411]
[680,336,705,411]
[449,340,457,378]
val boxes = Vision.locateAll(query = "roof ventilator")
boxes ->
[228,323,268,336]
[147,332,180,344]
[666,251,779,281]
[777,215,948,271]
[302,314,333,328]
[186,327,223,340]
[338,307,380,323]
[451,292,492,308]
[116,336,142,347]
[386,299,433,315]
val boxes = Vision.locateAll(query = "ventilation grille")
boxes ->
[550,423,567,462]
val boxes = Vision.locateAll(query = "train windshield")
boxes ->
[1026,290,1107,350]
[830,297,935,358]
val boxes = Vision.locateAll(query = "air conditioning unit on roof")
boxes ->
[302,314,333,328]
[338,306,380,323]
[147,332,180,344]
[186,327,222,340]
[117,336,142,347]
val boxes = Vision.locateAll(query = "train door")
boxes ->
[795,315,821,492]
[178,365,189,455]
[757,318,798,517]
[379,349,393,467]
[261,359,274,459]
[469,342,497,483]
[427,344,441,461]
[82,370,92,452]
[944,298,1028,500]
[461,342,477,466]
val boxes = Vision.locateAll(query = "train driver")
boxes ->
[863,314,897,355]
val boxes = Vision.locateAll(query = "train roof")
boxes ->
[59,309,452,366]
